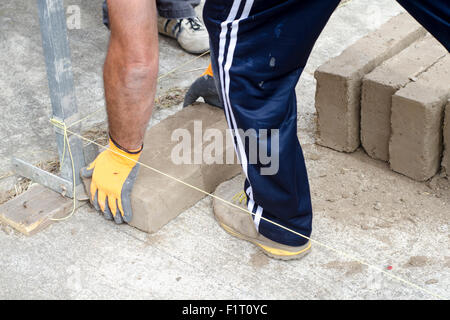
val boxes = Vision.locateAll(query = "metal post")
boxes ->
[36,0,85,186]
[12,0,96,199]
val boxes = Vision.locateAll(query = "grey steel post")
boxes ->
[36,0,85,186]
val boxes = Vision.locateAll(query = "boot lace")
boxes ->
[185,17,203,31]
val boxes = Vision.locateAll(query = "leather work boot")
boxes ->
[213,176,311,260]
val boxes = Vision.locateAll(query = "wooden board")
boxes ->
[0,184,75,235]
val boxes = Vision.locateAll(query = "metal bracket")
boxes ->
[12,140,98,200]
[12,158,78,199]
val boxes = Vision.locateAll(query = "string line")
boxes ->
[56,124,446,300]
[48,119,77,221]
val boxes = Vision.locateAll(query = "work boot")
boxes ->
[213,176,312,260]
[157,16,209,54]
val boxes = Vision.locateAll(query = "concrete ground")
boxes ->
[0,0,449,299]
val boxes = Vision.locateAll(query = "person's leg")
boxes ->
[204,0,340,247]
[156,0,209,54]
[396,0,449,50]
[102,0,110,29]
[156,0,201,19]
[103,0,201,27]
[102,0,209,54]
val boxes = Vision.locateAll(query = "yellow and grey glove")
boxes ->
[183,63,222,108]
[80,136,142,224]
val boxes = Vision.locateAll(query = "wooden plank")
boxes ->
[0,184,75,235]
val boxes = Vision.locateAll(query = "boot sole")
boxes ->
[218,221,311,261]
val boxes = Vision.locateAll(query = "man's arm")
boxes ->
[81,0,158,224]
[104,0,158,150]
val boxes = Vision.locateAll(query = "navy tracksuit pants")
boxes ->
[203,0,449,246]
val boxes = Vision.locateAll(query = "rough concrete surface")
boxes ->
[442,100,450,176]
[315,13,426,152]
[389,55,450,181]
[1,0,449,300]
[361,35,447,161]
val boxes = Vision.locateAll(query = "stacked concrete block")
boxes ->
[442,100,450,176]
[315,13,426,152]
[361,35,447,161]
[389,55,450,181]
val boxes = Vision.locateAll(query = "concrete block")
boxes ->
[315,13,426,152]
[130,103,241,233]
[442,100,450,176]
[389,55,450,181]
[361,35,447,161]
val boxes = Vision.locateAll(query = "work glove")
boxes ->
[183,63,222,109]
[80,136,142,224]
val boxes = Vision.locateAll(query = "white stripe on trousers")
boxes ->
[216,0,263,231]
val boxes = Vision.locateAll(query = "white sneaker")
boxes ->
[158,16,209,54]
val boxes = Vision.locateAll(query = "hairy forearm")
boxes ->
[104,50,158,150]
[103,0,159,151]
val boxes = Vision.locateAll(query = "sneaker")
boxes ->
[213,175,312,260]
[157,16,209,54]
